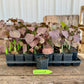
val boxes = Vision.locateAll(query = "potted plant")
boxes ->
[13,40,24,66]
[36,55,49,69]
[68,26,80,60]
[5,41,15,66]
[23,44,33,66]
[62,44,73,66]
[53,46,63,66]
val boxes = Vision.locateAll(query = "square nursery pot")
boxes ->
[54,53,63,66]
[24,54,33,66]
[70,51,78,60]
[15,54,24,66]
[63,53,73,66]
[5,54,15,66]
[46,54,53,66]
[72,58,81,66]
[34,54,44,66]
[36,56,49,69]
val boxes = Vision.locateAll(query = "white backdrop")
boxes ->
[0,0,84,22]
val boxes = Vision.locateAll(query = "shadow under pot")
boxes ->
[15,54,24,66]
[63,53,72,66]
[46,54,53,66]
[54,53,63,66]
[5,54,15,66]
[24,54,33,66]
[36,56,49,69]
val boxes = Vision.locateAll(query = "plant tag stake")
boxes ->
[33,69,52,75]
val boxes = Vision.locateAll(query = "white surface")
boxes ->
[0,0,84,22]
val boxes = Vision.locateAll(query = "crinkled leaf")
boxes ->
[73,35,80,42]
[25,34,34,44]
[29,39,39,48]
[27,27,35,31]
[18,27,26,35]
[39,36,45,44]
[42,47,53,54]
[37,27,47,35]
[9,30,21,38]
[62,30,69,38]
[49,29,59,40]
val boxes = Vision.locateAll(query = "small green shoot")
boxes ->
[34,48,37,54]
[17,44,20,51]
[14,47,17,52]
[5,47,8,54]
[60,21,66,29]
[9,42,12,52]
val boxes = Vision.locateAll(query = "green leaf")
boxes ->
[5,47,8,54]
[14,47,17,52]
[34,48,37,54]
[65,25,69,30]
[17,44,20,51]
[9,42,11,52]
[60,21,66,29]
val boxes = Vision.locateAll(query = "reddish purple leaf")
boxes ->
[39,36,45,44]
[37,27,47,35]
[0,20,5,28]
[73,35,80,42]
[27,27,35,31]
[62,30,69,38]
[29,39,39,48]
[23,44,27,53]
[25,34,34,44]
[42,48,53,54]
[29,48,34,53]
[18,27,26,35]
[49,29,59,40]
[9,30,21,38]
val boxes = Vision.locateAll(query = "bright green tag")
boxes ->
[33,69,52,75]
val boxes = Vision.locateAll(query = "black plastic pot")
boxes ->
[36,57,49,69]
[15,54,24,66]
[46,54,53,66]
[24,54,33,66]
[63,53,72,66]
[70,51,78,60]
[54,53,63,66]
[5,54,15,66]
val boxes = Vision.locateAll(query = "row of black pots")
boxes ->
[36,53,81,69]
[6,54,33,66]
[5,51,78,69]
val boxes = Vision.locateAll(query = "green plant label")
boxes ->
[33,69,52,75]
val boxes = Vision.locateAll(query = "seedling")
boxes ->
[9,42,12,52]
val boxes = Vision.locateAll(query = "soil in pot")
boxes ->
[36,56,49,69]
[24,54,33,66]
[63,52,73,66]
[15,54,24,66]
[54,53,63,66]
[5,54,15,66]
